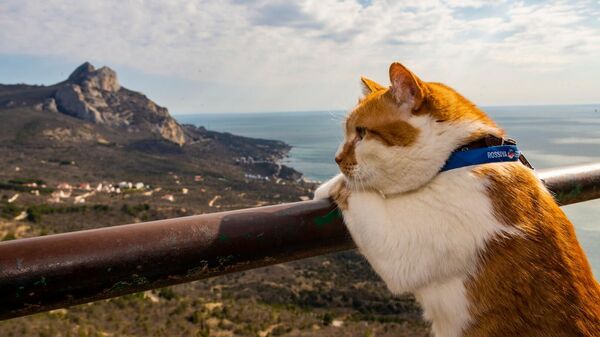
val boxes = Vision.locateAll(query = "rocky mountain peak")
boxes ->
[54,62,185,145]
[67,62,120,92]
[67,62,95,81]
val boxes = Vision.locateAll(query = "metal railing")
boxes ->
[1,163,600,321]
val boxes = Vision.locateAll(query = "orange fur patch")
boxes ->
[348,91,420,146]
[467,163,600,337]
[420,83,502,135]
[336,90,421,174]
[336,76,504,172]
[361,76,386,96]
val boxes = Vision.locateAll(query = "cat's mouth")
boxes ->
[339,165,375,191]
[338,164,357,178]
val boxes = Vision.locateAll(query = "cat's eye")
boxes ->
[356,127,366,140]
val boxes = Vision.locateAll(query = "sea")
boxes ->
[176,105,600,276]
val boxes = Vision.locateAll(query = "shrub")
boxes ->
[26,204,88,222]
[157,287,177,301]
[27,207,42,223]
[2,232,16,241]
[121,203,150,217]
[0,181,54,194]
[1,203,23,219]
[92,204,110,212]
[8,178,46,185]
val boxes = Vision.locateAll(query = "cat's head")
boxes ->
[336,62,504,195]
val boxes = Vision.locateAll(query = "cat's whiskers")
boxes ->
[357,174,367,193]
[350,162,377,194]
[327,111,345,123]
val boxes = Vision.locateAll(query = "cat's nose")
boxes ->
[335,155,342,164]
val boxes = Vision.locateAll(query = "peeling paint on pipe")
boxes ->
[538,163,600,205]
[1,163,600,320]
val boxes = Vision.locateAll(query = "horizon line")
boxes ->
[173,103,600,116]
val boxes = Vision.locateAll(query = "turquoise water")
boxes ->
[177,105,600,275]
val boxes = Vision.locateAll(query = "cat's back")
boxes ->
[465,162,600,337]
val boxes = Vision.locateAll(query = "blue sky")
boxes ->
[1,0,600,114]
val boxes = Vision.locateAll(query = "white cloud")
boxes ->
[479,2,600,68]
[443,0,503,8]
[1,0,599,112]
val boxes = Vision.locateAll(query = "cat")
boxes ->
[314,62,600,337]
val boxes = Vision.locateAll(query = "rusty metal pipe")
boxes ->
[538,163,600,205]
[1,163,600,320]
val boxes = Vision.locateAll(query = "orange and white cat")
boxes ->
[314,62,600,337]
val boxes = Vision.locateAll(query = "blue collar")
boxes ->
[441,144,522,172]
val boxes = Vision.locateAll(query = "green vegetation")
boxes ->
[0,181,54,194]
[322,312,333,326]
[92,204,110,212]
[2,232,16,241]
[1,202,23,219]
[47,158,75,166]
[25,204,111,223]
[121,188,144,195]
[121,203,150,217]
[8,178,46,185]
[27,204,87,223]
[157,287,178,301]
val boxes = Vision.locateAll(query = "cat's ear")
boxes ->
[389,62,427,111]
[360,77,385,95]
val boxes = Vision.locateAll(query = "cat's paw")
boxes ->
[313,174,345,200]
[330,178,350,210]
[313,174,350,209]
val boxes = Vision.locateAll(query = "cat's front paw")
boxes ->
[330,178,350,210]
[313,174,350,210]
[313,174,344,200]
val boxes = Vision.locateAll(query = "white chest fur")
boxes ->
[315,168,516,337]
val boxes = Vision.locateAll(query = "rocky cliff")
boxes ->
[1,62,186,146]
[0,63,304,183]
[55,62,186,145]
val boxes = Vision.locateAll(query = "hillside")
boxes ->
[0,62,185,144]
[0,63,309,216]
[0,63,427,337]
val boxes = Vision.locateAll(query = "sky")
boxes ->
[1,0,600,114]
